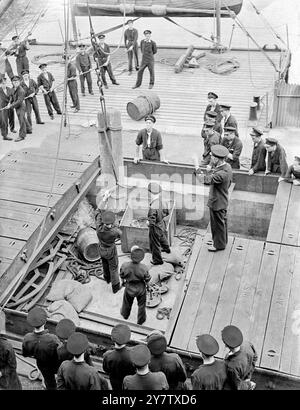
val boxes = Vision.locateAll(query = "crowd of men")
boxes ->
[0,308,257,390]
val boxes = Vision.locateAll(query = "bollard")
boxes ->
[249,102,258,121]
[253,96,261,111]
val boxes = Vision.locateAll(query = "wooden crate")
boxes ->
[120,199,176,253]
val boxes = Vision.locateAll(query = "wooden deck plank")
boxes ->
[0,200,49,216]
[282,186,300,247]
[0,261,10,276]
[260,245,296,371]
[0,237,25,251]
[0,176,76,196]
[210,237,249,352]
[0,168,82,183]
[0,218,40,241]
[267,183,292,244]
[11,149,96,163]
[0,208,46,224]
[231,240,265,340]
[186,236,235,353]
[0,163,83,179]
[280,247,300,376]
[0,186,61,207]
[0,244,26,260]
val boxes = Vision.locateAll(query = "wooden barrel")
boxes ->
[76,227,100,262]
[126,92,160,121]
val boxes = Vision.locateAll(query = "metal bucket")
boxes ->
[76,227,100,262]
[126,92,160,121]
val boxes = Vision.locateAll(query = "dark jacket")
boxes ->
[225,341,258,390]
[11,42,28,58]
[204,163,233,211]
[96,224,122,248]
[222,136,243,169]
[0,334,22,390]
[148,197,169,229]
[57,342,93,367]
[251,139,266,172]
[9,85,26,110]
[57,359,108,390]
[136,128,163,161]
[120,261,151,296]
[0,86,12,108]
[37,71,55,92]
[103,346,135,390]
[76,52,93,70]
[124,28,138,48]
[149,352,187,389]
[267,143,288,177]
[67,62,77,79]
[22,330,60,372]
[191,359,227,390]
[204,103,222,122]
[202,131,221,158]
[94,43,110,66]
[140,39,157,64]
[123,371,168,390]
[224,114,238,133]
[21,78,38,97]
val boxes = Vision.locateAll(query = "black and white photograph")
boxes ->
[0,0,299,395]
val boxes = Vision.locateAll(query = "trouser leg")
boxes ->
[68,80,80,109]
[149,226,164,265]
[25,99,32,131]
[32,96,42,123]
[80,73,85,94]
[100,67,107,86]
[16,108,27,139]
[44,94,53,117]
[86,71,93,93]
[1,111,8,138]
[133,45,139,69]
[8,108,15,131]
[148,61,155,85]
[128,50,133,71]
[39,367,57,390]
[49,91,62,114]
[135,63,146,87]
[107,63,116,83]
[108,246,120,292]
[16,58,22,76]
[159,230,170,253]
[22,56,29,71]
[5,59,14,80]
[101,257,111,283]
[137,291,147,325]
[209,208,227,250]
[120,290,134,320]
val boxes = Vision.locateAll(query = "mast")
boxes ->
[215,0,221,49]
[70,0,79,42]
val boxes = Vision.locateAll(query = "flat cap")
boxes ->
[11,75,21,81]
[131,247,145,263]
[219,103,231,110]
[211,144,229,159]
[221,325,243,348]
[147,333,167,355]
[130,344,151,367]
[102,211,115,224]
[111,324,131,345]
[196,334,219,356]
[265,137,278,146]
[250,127,264,136]
[56,318,76,339]
[208,92,218,99]
[39,63,47,69]
[224,126,236,133]
[12,35,19,40]
[203,120,215,128]
[27,307,47,327]
[21,69,29,75]
[67,332,89,355]
[145,115,156,123]
[206,110,218,118]
[148,182,162,194]
[98,34,105,39]
[144,30,152,35]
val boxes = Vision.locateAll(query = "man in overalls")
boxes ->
[96,211,121,294]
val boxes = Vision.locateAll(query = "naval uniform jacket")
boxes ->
[204,103,222,122]
[224,114,238,130]
[9,85,26,111]
[148,197,169,230]
[191,359,227,390]
[267,143,288,177]
[251,139,266,172]
[140,39,157,64]
[202,131,221,158]
[21,78,38,97]
[124,28,138,49]
[97,224,122,249]
[37,71,55,92]
[204,163,233,211]
[57,341,93,367]
[136,128,163,161]
[120,261,151,297]
[149,352,187,390]
[94,43,110,66]
[222,136,243,169]
[0,86,12,107]
[76,52,93,71]
[123,370,169,390]
[0,334,22,390]
[103,346,135,390]
[57,359,108,390]
[225,341,258,390]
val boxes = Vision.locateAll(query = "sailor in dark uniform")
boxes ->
[147,182,171,265]
[57,332,108,390]
[134,115,168,163]
[204,92,222,122]
[124,20,139,74]
[96,210,121,294]
[202,145,233,252]
[75,43,94,96]
[222,325,258,390]
[21,69,44,128]
[264,137,288,181]
[56,319,93,367]
[0,311,22,390]
[199,120,222,166]
[103,324,135,390]
[66,56,80,112]
[0,76,15,140]
[219,103,238,136]
[120,247,151,325]
[132,30,157,89]
[10,35,30,76]
[204,110,223,135]
[22,307,60,390]
[248,127,266,175]
[147,332,187,390]
[123,344,169,390]
[221,126,243,169]
[191,334,227,390]
[95,34,119,89]
[37,63,62,119]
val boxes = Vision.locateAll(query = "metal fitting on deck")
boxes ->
[20,250,28,262]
